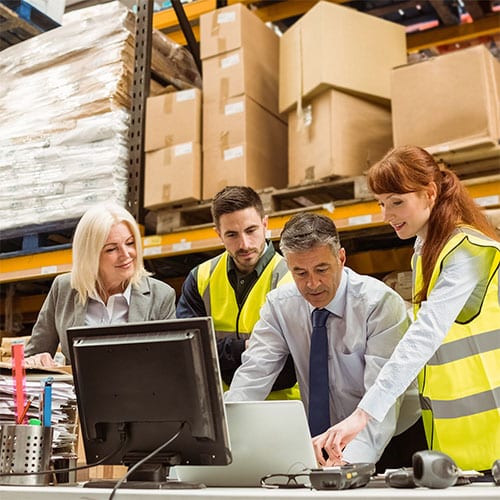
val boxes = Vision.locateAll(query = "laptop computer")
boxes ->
[172,400,318,487]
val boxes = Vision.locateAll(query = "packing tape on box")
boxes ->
[162,147,173,165]
[162,95,173,114]
[162,184,172,202]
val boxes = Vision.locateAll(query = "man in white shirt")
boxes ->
[225,212,426,470]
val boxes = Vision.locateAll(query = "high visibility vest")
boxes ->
[197,251,300,400]
[413,228,500,471]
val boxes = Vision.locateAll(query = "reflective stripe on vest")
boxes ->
[413,228,500,471]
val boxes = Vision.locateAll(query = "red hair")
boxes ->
[368,145,498,303]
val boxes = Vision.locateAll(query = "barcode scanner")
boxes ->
[412,450,459,489]
[492,459,500,485]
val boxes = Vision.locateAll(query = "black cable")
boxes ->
[0,436,128,480]
[108,421,186,500]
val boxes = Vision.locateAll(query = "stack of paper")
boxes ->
[0,366,78,455]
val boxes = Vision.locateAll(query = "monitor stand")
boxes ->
[83,463,205,489]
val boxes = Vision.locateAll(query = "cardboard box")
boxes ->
[279,1,407,113]
[145,88,201,152]
[392,45,500,156]
[202,100,287,198]
[200,3,277,60]
[203,95,286,150]
[202,45,279,117]
[144,142,201,209]
[288,89,393,186]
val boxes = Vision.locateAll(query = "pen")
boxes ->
[41,376,54,428]
[18,395,34,424]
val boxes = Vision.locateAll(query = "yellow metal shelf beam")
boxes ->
[153,0,499,51]
[1,178,498,285]
[153,0,216,30]
[406,12,500,52]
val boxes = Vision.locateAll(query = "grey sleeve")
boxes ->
[25,278,63,358]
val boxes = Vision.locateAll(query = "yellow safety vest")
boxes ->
[197,251,300,400]
[413,228,500,471]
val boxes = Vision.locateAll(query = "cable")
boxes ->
[108,421,185,500]
[0,436,128,480]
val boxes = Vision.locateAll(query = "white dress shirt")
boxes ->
[225,267,421,464]
[86,284,132,325]
[359,237,489,422]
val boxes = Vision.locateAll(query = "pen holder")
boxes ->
[0,424,53,486]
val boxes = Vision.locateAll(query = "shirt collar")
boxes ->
[308,268,347,319]
[90,282,132,305]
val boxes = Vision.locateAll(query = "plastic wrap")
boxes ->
[0,1,134,232]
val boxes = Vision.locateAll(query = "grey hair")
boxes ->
[279,212,341,257]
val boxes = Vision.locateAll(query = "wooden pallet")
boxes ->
[0,3,41,51]
[440,153,500,180]
[145,175,372,234]
[0,218,78,258]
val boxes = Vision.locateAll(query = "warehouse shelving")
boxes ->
[1,176,499,285]
[154,0,500,50]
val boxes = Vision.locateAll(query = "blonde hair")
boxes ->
[70,203,150,304]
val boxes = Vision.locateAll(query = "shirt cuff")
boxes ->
[342,438,379,464]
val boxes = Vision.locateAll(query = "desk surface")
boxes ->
[0,483,498,499]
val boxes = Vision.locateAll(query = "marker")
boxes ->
[42,376,54,428]
[11,342,26,426]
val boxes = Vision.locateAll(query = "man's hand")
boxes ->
[311,408,371,466]
[24,352,58,369]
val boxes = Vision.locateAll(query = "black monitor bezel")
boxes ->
[67,317,231,471]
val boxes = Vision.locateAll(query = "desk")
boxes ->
[0,483,498,499]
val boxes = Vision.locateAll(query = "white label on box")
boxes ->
[348,215,373,226]
[41,265,57,275]
[225,101,245,115]
[224,146,244,161]
[174,142,193,156]
[217,11,236,24]
[173,240,192,252]
[474,195,499,207]
[144,236,162,246]
[143,246,162,256]
[221,53,240,69]
[176,89,196,102]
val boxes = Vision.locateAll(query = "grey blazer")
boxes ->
[25,273,176,362]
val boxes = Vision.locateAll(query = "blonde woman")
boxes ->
[24,203,176,367]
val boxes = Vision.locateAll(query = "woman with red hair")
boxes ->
[316,145,500,472]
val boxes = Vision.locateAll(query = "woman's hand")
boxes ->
[24,352,58,369]
[311,408,372,466]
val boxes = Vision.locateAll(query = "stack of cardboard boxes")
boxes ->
[144,88,202,209]
[280,1,407,186]
[200,3,287,199]
[391,44,500,165]
[142,1,498,219]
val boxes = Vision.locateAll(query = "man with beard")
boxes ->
[177,186,299,400]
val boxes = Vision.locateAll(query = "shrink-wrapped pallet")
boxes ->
[0,1,201,232]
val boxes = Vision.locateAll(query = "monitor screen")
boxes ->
[67,317,231,486]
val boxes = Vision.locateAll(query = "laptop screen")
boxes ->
[173,400,317,487]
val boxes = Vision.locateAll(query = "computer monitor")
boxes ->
[67,317,231,488]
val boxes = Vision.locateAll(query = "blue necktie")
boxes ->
[308,308,331,437]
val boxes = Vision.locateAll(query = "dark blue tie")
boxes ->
[308,308,331,437]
